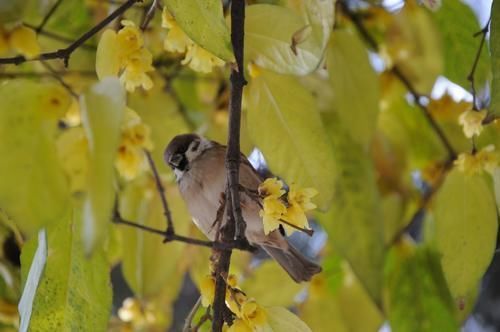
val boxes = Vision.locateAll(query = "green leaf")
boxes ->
[81,78,126,255]
[320,113,385,304]
[245,69,336,209]
[433,0,490,89]
[266,307,311,332]
[490,0,500,117]
[327,29,380,147]
[119,177,190,298]
[245,3,333,75]
[384,241,457,332]
[19,211,111,332]
[18,229,47,332]
[431,169,498,305]
[241,261,304,307]
[165,0,234,61]
[0,80,70,236]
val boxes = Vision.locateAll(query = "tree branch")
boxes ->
[340,2,456,160]
[0,0,141,67]
[468,16,491,111]
[35,0,63,33]
[140,0,162,31]
[144,150,175,234]
[212,0,247,330]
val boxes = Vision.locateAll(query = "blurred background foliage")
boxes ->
[0,0,499,331]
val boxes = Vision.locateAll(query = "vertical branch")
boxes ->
[212,0,247,331]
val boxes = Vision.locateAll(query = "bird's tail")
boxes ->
[262,243,322,282]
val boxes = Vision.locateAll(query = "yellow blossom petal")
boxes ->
[241,300,269,329]
[458,109,487,138]
[117,20,144,60]
[96,29,120,79]
[8,25,40,59]
[200,275,215,307]
[454,145,498,176]
[281,203,310,234]
[227,319,253,332]
[115,144,146,180]
[258,178,285,198]
[163,23,191,53]
[182,44,225,73]
[226,291,247,317]
[288,184,318,212]
[259,196,286,235]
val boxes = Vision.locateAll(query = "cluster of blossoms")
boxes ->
[200,274,270,331]
[115,108,154,180]
[258,178,317,235]
[96,20,154,92]
[161,8,225,73]
[454,145,499,176]
[117,297,166,330]
[0,25,40,59]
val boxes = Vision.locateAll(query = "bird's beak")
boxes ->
[169,153,184,168]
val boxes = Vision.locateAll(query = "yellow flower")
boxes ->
[115,108,154,180]
[280,185,316,234]
[258,178,285,198]
[116,20,144,59]
[454,145,498,175]
[287,185,318,212]
[227,319,253,332]
[226,290,247,316]
[240,300,269,330]
[182,43,225,73]
[458,109,487,138]
[161,7,224,73]
[200,275,215,307]
[260,196,287,235]
[96,22,154,92]
[8,25,40,59]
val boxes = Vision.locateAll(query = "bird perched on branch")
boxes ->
[164,133,321,282]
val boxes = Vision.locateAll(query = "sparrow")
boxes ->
[164,133,321,282]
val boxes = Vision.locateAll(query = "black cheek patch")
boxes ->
[177,155,189,171]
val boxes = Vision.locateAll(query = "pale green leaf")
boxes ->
[433,0,490,89]
[301,261,382,332]
[320,113,385,303]
[80,78,126,255]
[0,80,70,236]
[96,30,120,80]
[327,29,380,147]
[266,307,311,332]
[490,0,500,117]
[18,229,47,332]
[165,0,233,61]
[241,261,304,307]
[245,3,333,75]
[384,241,457,332]
[20,211,111,332]
[245,69,335,209]
[119,177,190,297]
[431,169,498,305]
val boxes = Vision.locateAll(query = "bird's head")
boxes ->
[164,133,212,178]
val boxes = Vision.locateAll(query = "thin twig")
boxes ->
[0,0,141,66]
[25,23,97,51]
[144,149,175,234]
[467,16,491,111]
[340,2,456,160]
[140,0,161,30]
[183,297,202,332]
[112,210,255,251]
[0,70,96,78]
[36,0,63,33]
[40,61,79,98]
